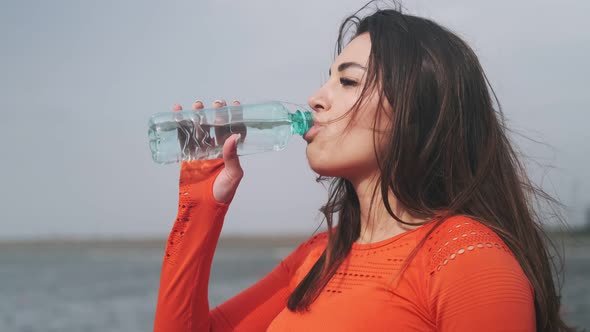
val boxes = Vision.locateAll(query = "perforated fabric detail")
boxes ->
[318,235,415,295]
[164,188,201,266]
[164,217,189,265]
[426,218,511,274]
[323,251,411,294]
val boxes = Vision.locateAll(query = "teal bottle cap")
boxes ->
[290,110,314,136]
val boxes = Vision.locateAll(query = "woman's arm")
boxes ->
[153,159,228,331]
[153,159,311,332]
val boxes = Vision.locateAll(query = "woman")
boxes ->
[153,3,575,332]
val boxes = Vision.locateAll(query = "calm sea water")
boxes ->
[0,238,587,331]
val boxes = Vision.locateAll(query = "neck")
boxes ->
[350,172,425,244]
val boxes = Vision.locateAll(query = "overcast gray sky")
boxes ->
[0,0,588,240]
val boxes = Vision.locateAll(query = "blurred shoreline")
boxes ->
[0,234,310,250]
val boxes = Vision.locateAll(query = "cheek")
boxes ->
[305,128,379,178]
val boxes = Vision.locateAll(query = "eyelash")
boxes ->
[339,78,358,87]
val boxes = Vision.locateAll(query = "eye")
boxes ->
[340,78,358,87]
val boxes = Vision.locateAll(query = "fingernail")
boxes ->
[231,100,239,104]
[235,134,241,145]
[214,100,223,105]
[194,100,202,104]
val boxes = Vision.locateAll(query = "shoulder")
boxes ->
[299,230,330,254]
[419,216,536,328]
[303,230,331,247]
[422,215,514,275]
[280,230,329,274]
[419,215,533,303]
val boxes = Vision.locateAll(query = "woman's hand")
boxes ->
[173,99,244,204]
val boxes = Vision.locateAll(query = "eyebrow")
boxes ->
[329,62,367,76]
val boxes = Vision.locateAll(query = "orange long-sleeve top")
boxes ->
[153,159,536,332]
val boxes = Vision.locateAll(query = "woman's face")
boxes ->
[305,33,389,182]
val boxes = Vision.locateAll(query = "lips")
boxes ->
[304,124,322,142]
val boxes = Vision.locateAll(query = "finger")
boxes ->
[173,103,193,158]
[229,100,247,141]
[194,101,218,155]
[222,133,243,176]
[210,100,229,152]
[213,99,227,108]
[202,100,226,151]
[190,100,206,156]
[191,100,204,110]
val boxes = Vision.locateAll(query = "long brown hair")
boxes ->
[287,2,576,331]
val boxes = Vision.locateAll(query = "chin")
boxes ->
[306,145,377,181]
[306,148,335,176]
[306,150,348,178]
[308,163,338,177]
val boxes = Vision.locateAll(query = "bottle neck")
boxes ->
[289,110,314,136]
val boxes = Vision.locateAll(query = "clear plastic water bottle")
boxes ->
[148,101,314,164]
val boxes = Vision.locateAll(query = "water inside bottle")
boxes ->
[149,119,292,163]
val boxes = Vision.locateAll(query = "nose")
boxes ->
[307,85,330,114]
